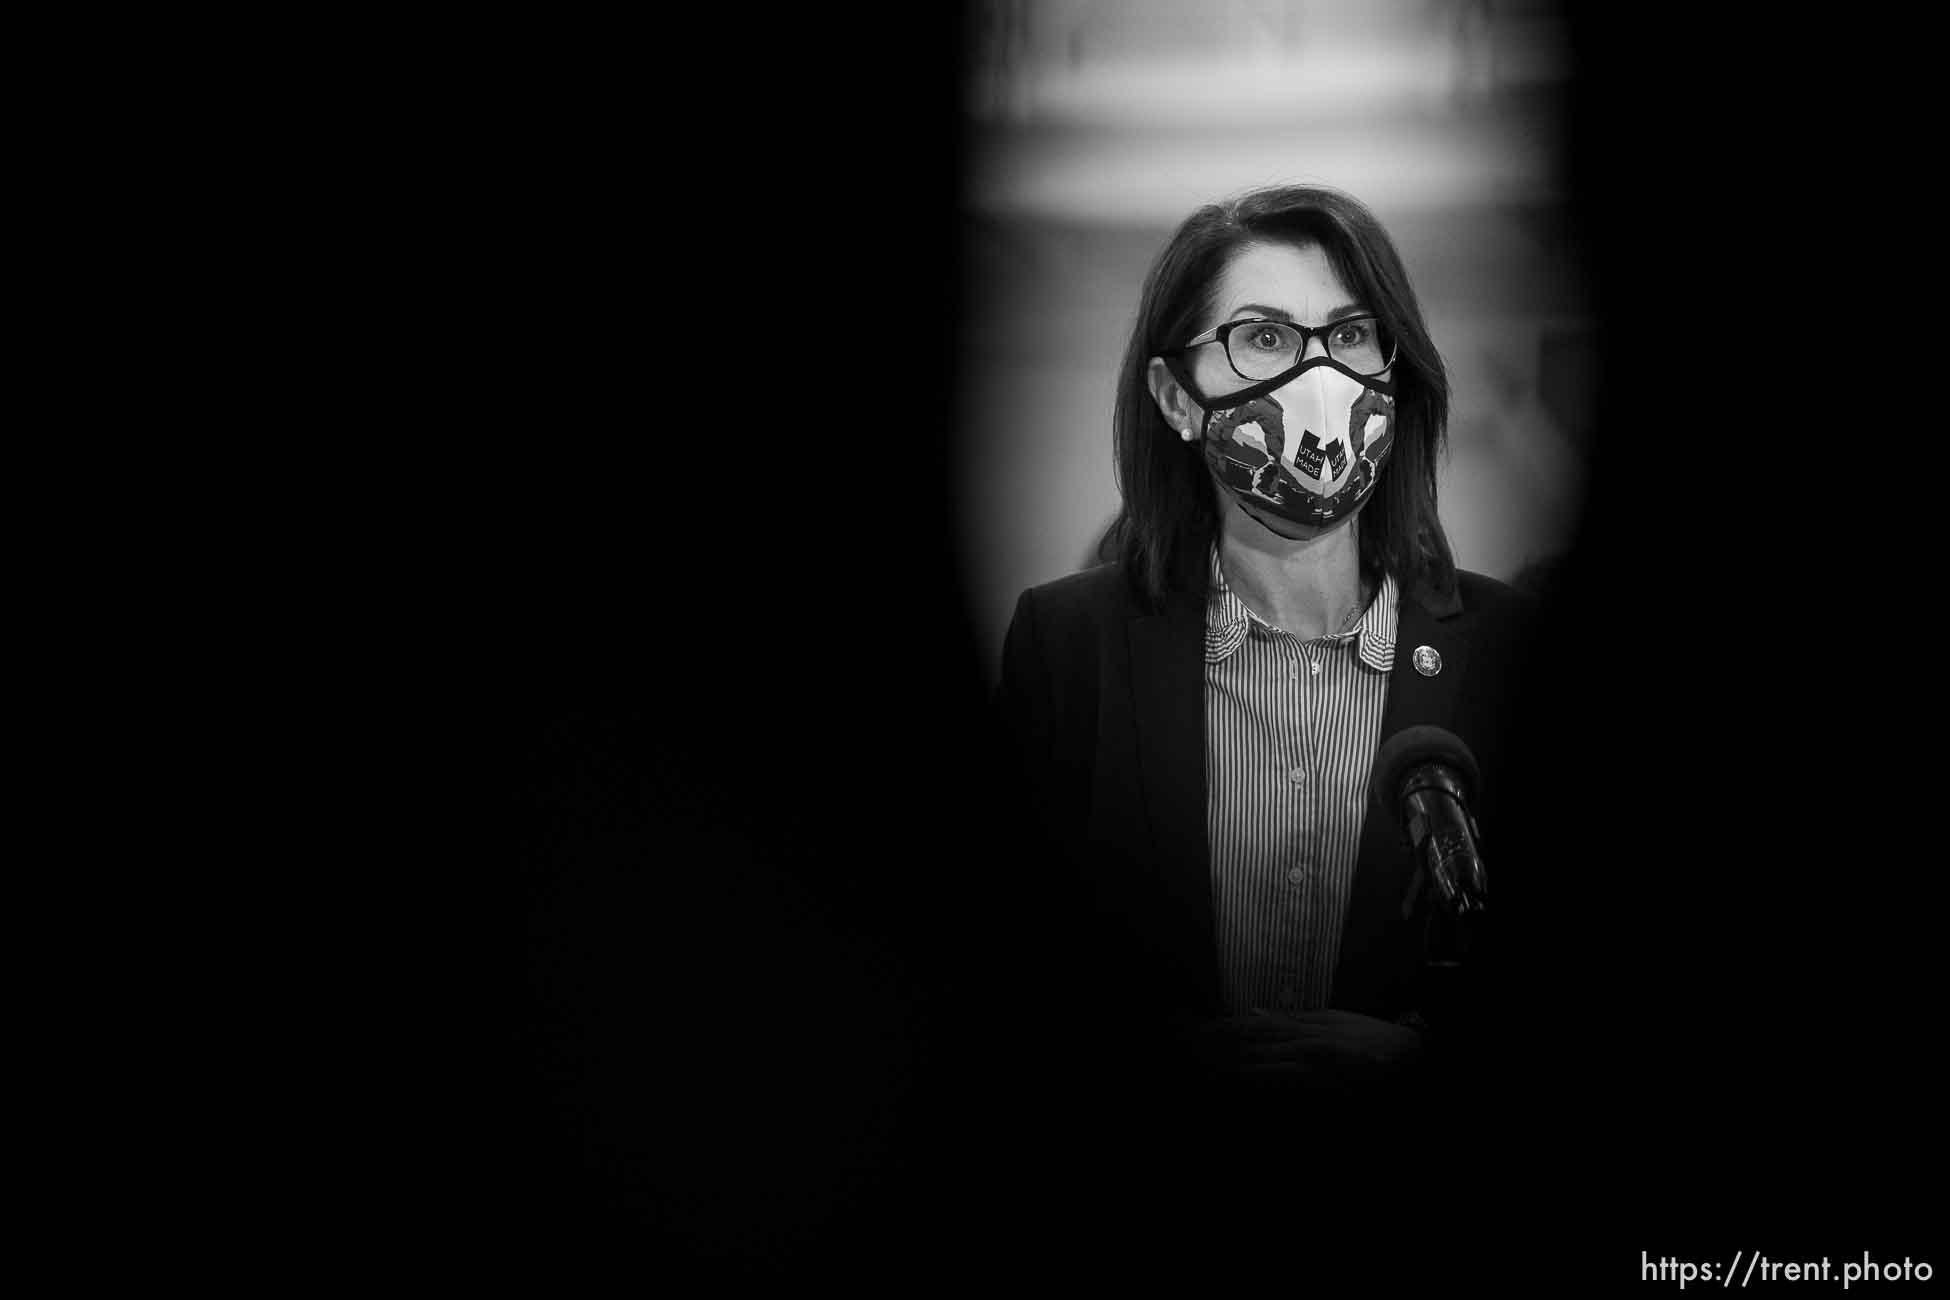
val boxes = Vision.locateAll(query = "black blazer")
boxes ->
[994,559,1536,1036]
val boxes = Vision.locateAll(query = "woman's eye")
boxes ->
[1331,320,1372,349]
[1243,326,1287,352]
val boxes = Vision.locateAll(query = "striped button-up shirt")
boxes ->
[1204,547,1399,1017]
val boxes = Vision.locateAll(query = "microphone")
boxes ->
[1372,726,1488,940]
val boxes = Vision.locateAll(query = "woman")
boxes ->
[994,185,1534,1103]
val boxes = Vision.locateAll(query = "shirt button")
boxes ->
[1276,987,1299,1011]
[1308,659,1321,676]
[1285,865,1306,885]
[1287,765,1305,785]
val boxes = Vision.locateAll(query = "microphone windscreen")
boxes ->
[1371,724,1480,821]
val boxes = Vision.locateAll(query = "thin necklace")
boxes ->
[1333,583,1370,636]
[1222,554,1368,638]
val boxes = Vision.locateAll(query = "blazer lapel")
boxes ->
[1332,578,1472,1012]
[1126,592,1222,1016]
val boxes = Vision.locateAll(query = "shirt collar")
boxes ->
[1203,544,1398,671]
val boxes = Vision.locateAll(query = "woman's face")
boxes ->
[1176,239,1397,542]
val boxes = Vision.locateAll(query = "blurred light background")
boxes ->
[953,0,1593,679]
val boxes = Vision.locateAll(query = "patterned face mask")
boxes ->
[1196,357,1396,531]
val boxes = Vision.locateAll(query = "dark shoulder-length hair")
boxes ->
[1100,184,1456,610]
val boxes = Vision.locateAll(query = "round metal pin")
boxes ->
[1412,645,1442,677]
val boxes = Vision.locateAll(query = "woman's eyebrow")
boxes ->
[1227,301,1370,323]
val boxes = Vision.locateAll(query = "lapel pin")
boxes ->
[1412,645,1442,677]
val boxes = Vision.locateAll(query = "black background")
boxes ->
[481,6,1943,1287]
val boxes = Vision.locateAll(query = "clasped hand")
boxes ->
[1193,1007,1426,1090]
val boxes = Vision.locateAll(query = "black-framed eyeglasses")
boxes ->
[1169,315,1397,381]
